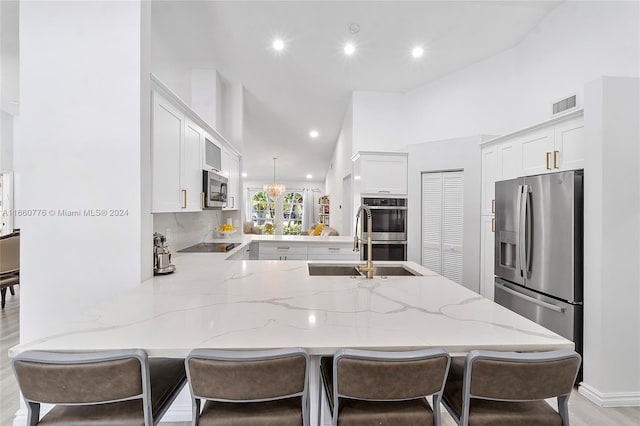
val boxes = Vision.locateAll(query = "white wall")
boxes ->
[352,91,406,154]
[407,136,484,293]
[581,76,640,405]
[18,1,149,340]
[1,0,19,116]
[324,99,353,235]
[1,111,13,171]
[404,0,640,142]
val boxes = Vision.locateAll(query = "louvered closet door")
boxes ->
[421,174,443,274]
[421,171,464,284]
[442,172,464,284]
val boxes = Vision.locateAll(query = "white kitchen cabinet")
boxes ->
[258,242,308,260]
[480,215,495,300]
[152,93,204,213]
[520,128,555,176]
[497,139,522,181]
[182,120,204,211]
[222,149,240,210]
[520,114,584,175]
[352,152,408,195]
[480,145,499,216]
[307,242,358,261]
[553,117,584,171]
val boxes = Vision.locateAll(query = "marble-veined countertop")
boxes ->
[9,242,571,357]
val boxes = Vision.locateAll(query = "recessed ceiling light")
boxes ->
[309,130,319,138]
[241,173,247,178]
[272,39,285,51]
[344,43,356,56]
[412,46,424,58]
[306,174,313,179]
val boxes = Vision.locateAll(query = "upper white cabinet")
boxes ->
[352,152,408,194]
[520,114,584,175]
[520,128,555,176]
[553,117,585,171]
[152,93,200,212]
[151,75,242,213]
[222,148,240,210]
[183,120,204,211]
[480,145,499,216]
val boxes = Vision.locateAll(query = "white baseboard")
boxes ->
[579,382,640,407]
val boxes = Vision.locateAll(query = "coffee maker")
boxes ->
[153,232,175,275]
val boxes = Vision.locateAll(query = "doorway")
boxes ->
[342,174,351,236]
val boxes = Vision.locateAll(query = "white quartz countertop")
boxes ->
[9,253,572,357]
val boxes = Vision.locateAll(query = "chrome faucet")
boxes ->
[353,204,375,279]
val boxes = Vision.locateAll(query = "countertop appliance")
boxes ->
[153,232,175,275]
[361,196,407,261]
[494,170,583,360]
[203,170,228,209]
[178,242,238,253]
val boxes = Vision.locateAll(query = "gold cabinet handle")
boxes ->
[181,190,187,209]
[554,150,559,169]
[201,192,205,209]
[545,152,552,170]
[491,218,495,232]
[491,199,495,213]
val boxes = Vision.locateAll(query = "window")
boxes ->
[249,190,304,235]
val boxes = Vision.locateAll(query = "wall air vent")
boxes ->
[552,94,577,115]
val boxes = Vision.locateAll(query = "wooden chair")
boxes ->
[442,349,581,426]
[185,347,310,426]
[0,232,19,309]
[12,349,187,426]
[319,348,450,426]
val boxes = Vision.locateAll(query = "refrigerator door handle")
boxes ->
[495,282,565,313]
[524,185,532,277]
[518,185,526,277]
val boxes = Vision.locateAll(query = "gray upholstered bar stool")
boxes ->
[185,347,310,426]
[442,349,581,426]
[319,348,451,426]
[12,349,187,426]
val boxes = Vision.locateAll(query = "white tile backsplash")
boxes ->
[153,211,223,251]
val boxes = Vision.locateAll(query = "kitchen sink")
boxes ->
[307,264,361,276]
[307,263,421,277]
[373,266,421,276]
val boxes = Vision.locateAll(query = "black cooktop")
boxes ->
[178,242,239,253]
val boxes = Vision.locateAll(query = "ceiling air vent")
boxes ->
[552,95,577,115]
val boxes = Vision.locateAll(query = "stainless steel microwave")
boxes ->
[202,170,227,208]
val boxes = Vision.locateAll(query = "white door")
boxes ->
[421,173,443,274]
[421,171,464,284]
[442,172,464,284]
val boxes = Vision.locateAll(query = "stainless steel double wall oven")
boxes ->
[361,196,408,261]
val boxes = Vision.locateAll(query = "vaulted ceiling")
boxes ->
[151,1,560,181]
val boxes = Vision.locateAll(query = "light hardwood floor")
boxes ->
[1,288,638,426]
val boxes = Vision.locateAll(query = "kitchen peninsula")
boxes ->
[10,235,572,356]
[9,236,572,424]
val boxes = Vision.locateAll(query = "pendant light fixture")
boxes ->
[264,157,285,198]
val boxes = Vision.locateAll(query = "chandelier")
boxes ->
[264,157,285,198]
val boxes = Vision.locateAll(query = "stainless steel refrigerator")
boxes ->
[494,170,583,357]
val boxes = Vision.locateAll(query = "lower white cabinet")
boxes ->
[480,215,495,300]
[307,243,359,261]
[256,241,357,261]
[258,243,307,261]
